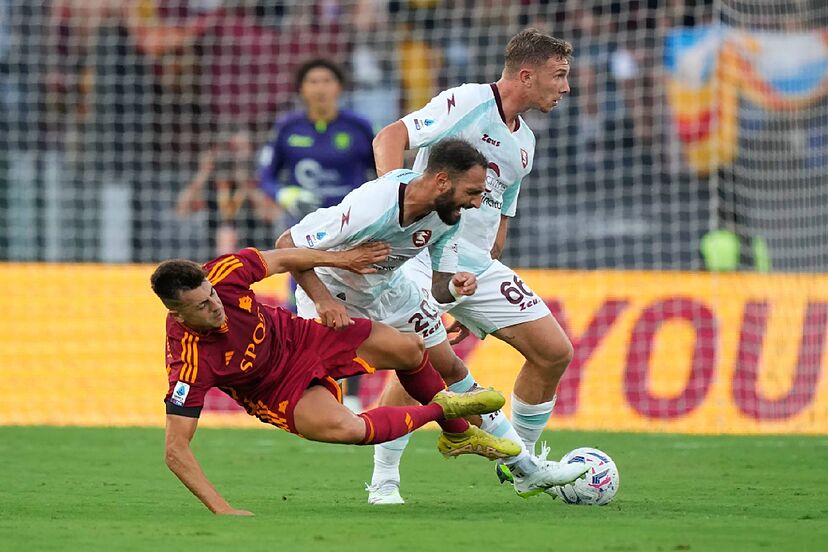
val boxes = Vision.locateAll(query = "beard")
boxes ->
[434,190,461,225]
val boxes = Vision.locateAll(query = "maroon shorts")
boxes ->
[263,315,375,435]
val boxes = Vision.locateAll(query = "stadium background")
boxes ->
[1,0,827,436]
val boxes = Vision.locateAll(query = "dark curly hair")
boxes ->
[150,259,206,304]
[425,139,488,179]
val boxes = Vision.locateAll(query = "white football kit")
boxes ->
[401,82,551,337]
[290,169,462,347]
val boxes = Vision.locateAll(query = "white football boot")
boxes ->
[366,480,405,505]
[512,443,589,498]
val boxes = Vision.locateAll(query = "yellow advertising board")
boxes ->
[1,263,826,434]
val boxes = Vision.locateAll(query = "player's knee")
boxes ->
[531,337,574,379]
[396,333,425,371]
[557,338,575,368]
[329,414,367,444]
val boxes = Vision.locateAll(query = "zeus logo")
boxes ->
[482,133,501,147]
[340,207,351,231]
[447,94,456,114]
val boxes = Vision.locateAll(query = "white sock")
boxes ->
[371,434,410,486]
[448,372,529,465]
[510,393,556,455]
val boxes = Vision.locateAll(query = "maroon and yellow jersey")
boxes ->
[163,247,374,433]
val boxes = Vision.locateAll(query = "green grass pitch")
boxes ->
[1,427,826,551]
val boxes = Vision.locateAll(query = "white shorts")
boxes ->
[402,256,551,339]
[295,276,448,348]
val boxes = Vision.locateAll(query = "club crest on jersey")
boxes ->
[520,148,529,168]
[170,381,190,406]
[412,230,432,247]
[239,296,252,312]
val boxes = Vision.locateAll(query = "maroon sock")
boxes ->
[357,404,444,444]
[395,352,469,434]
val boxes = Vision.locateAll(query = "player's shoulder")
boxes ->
[381,168,420,184]
[443,82,494,104]
[351,170,417,203]
[202,248,266,286]
[164,317,217,357]
[516,116,537,146]
[274,111,308,131]
[518,115,535,142]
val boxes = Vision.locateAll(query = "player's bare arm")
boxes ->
[372,120,410,176]
[432,270,477,304]
[275,231,354,329]
[490,215,510,260]
[259,243,390,278]
[164,414,253,516]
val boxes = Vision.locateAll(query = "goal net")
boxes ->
[1,0,826,434]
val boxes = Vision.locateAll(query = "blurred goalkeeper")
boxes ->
[151,244,509,515]
[257,58,375,222]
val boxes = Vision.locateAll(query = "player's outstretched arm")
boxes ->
[372,120,409,176]
[432,271,477,304]
[164,414,253,516]
[274,232,358,329]
[258,242,390,277]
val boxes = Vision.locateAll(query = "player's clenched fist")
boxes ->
[315,297,353,329]
[450,272,477,297]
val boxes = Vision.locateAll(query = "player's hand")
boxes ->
[214,507,254,516]
[277,186,322,219]
[446,319,471,345]
[451,272,477,297]
[339,241,391,274]
[315,297,353,330]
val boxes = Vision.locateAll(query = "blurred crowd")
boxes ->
[2,0,823,269]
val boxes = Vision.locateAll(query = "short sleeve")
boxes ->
[163,332,214,417]
[401,85,485,149]
[290,180,394,250]
[501,180,522,218]
[203,248,268,289]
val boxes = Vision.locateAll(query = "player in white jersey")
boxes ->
[275,139,525,472]
[368,29,578,502]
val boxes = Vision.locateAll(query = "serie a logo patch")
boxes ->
[171,381,190,406]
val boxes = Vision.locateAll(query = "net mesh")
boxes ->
[1,0,826,432]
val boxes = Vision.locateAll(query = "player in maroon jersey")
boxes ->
[151,244,519,515]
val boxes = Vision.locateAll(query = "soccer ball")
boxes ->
[550,447,619,505]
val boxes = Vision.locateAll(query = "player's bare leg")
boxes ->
[492,314,573,452]
[293,377,512,446]
[365,334,521,504]
[294,385,373,443]
[370,342,473,498]
[487,314,592,496]
[369,338,577,503]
